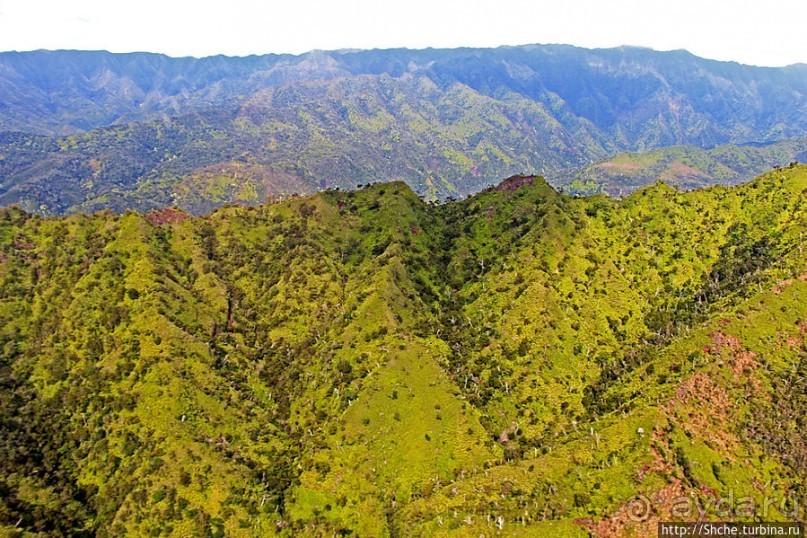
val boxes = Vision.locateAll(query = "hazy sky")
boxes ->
[0,0,805,66]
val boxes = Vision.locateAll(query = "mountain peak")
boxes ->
[492,173,542,192]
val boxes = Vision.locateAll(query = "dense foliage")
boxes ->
[1,165,805,536]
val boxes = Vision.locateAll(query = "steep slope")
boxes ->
[1,165,805,536]
[1,45,806,214]
[0,50,310,136]
[408,165,807,534]
[0,74,603,214]
[3,47,806,144]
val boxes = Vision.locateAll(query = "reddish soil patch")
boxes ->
[670,373,732,415]
[709,332,760,388]
[709,332,742,352]
[664,161,706,178]
[146,207,189,226]
[637,427,673,481]
[666,372,738,457]
[494,174,537,192]
[730,350,760,381]
[598,161,643,172]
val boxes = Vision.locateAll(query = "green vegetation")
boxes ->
[560,139,807,196]
[3,46,806,216]
[1,164,805,536]
[0,76,601,215]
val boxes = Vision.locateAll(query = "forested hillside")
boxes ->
[1,164,805,536]
[1,45,806,213]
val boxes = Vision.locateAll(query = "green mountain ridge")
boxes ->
[1,165,805,536]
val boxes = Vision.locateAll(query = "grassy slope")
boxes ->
[559,138,807,196]
[400,165,806,535]
[0,165,805,536]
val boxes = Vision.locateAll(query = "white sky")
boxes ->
[0,0,805,67]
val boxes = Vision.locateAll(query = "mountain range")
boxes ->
[1,46,806,213]
[1,164,805,535]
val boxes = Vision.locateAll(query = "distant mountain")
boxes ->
[0,74,605,214]
[0,46,805,213]
[559,138,807,195]
[2,165,805,535]
[2,47,806,143]
[0,50,293,135]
